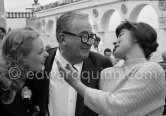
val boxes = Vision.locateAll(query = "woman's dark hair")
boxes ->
[115,21,158,59]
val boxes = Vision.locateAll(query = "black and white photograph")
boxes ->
[0,0,166,116]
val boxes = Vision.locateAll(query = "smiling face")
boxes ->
[113,29,134,60]
[62,17,93,63]
[2,29,49,72]
[23,38,49,71]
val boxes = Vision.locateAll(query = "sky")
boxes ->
[5,0,59,12]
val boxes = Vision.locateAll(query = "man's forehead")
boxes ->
[70,17,92,34]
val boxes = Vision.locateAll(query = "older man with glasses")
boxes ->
[32,11,112,116]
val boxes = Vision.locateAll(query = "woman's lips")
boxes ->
[114,46,119,52]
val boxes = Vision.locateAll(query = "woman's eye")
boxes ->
[118,33,124,37]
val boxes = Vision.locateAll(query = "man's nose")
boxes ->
[86,38,94,45]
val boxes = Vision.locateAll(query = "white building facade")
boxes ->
[31,0,166,62]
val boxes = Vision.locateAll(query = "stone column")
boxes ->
[0,0,6,28]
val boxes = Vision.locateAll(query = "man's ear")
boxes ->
[58,33,66,45]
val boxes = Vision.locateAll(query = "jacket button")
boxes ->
[27,109,30,112]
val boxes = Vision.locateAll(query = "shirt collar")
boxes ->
[55,48,70,68]
[55,48,83,73]
[74,62,83,75]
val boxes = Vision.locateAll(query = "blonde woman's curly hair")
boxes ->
[0,27,39,104]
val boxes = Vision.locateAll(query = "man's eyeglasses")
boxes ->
[61,31,97,44]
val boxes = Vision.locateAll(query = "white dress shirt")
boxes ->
[84,58,166,116]
[48,48,83,116]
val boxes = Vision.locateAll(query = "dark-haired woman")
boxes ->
[0,28,49,116]
[58,21,166,116]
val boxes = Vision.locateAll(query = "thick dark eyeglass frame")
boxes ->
[61,31,97,44]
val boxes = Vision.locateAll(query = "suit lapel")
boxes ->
[44,48,57,74]
[75,57,99,116]
[81,58,98,88]
[38,48,57,116]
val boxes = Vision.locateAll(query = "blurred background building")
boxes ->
[0,0,6,28]
[2,0,166,62]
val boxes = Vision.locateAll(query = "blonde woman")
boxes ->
[0,27,48,116]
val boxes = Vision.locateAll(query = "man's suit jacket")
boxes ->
[34,47,112,116]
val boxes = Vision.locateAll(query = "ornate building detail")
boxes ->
[6,12,34,18]
[0,0,6,28]
[93,9,98,18]
[121,3,127,14]
[42,19,46,26]
[158,0,166,10]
